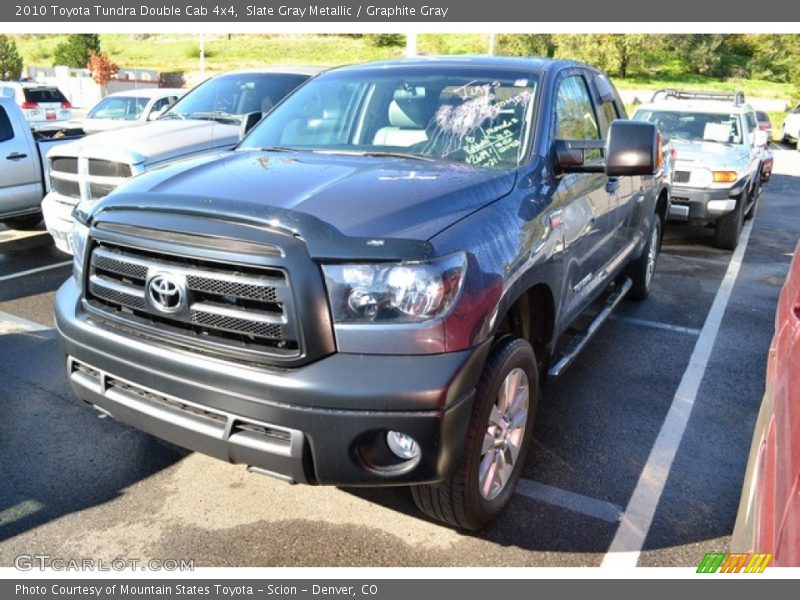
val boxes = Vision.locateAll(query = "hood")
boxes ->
[671,139,750,170]
[68,117,134,135]
[54,119,240,166]
[115,149,517,241]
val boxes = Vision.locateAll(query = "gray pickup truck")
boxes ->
[56,57,669,529]
[0,95,83,229]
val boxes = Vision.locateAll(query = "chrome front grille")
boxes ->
[51,177,80,199]
[90,183,117,200]
[88,159,132,178]
[84,242,300,359]
[51,157,78,174]
[49,157,134,203]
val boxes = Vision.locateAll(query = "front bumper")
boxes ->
[41,192,78,255]
[55,278,486,486]
[668,180,747,225]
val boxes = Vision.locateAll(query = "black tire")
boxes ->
[2,213,42,230]
[626,213,662,301]
[411,336,538,530]
[714,192,745,250]
[745,177,760,221]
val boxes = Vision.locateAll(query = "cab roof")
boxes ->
[636,99,755,115]
[328,55,600,75]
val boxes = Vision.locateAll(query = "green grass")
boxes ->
[11,34,796,106]
[617,74,795,102]
[12,34,403,73]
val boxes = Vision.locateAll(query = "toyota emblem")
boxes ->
[147,273,185,313]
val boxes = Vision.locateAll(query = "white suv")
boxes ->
[634,90,767,250]
[0,82,73,126]
[781,102,800,148]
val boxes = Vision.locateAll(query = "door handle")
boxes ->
[606,177,620,194]
[6,152,27,160]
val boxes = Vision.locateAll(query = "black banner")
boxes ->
[3,0,800,22]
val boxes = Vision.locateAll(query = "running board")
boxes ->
[548,277,632,378]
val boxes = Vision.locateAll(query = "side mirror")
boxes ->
[555,120,658,176]
[605,120,658,176]
[239,111,263,140]
[148,108,166,121]
[754,129,769,148]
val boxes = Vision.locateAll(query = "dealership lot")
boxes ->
[0,147,798,568]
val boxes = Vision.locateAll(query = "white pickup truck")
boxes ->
[0,95,83,230]
[42,67,320,253]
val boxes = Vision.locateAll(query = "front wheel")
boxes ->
[411,336,538,530]
[715,192,745,250]
[745,177,760,221]
[626,213,662,301]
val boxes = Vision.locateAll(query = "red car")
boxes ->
[755,112,774,183]
[732,241,800,565]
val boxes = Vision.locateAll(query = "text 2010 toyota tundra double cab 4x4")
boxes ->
[56,57,669,529]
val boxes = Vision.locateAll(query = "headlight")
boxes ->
[70,219,90,282]
[322,252,466,324]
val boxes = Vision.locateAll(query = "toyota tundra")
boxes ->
[55,57,668,529]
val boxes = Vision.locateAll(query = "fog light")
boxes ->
[386,431,419,460]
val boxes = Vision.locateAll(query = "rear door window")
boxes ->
[0,106,13,142]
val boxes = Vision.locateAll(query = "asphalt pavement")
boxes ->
[1,149,798,568]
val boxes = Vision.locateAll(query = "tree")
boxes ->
[0,35,23,80]
[665,34,731,77]
[552,34,651,78]
[52,34,101,68]
[747,34,800,82]
[86,50,119,96]
[496,35,554,58]
[365,34,405,47]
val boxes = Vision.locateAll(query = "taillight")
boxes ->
[61,101,72,109]
[20,101,38,109]
[759,123,771,130]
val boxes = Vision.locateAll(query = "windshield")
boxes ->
[634,109,743,144]
[161,72,310,122]
[240,68,538,169]
[87,96,149,120]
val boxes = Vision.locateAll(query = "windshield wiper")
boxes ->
[315,149,435,162]
[189,111,242,123]
[159,112,186,120]
[252,146,300,153]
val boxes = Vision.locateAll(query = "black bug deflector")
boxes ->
[87,192,437,262]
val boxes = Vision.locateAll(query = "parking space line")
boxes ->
[515,479,622,523]
[609,315,701,336]
[660,251,727,265]
[0,499,45,527]
[0,230,48,244]
[0,308,53,335]
[0,261,71,283]
[601,217,755,568]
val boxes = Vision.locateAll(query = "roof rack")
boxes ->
[650,89,746,105]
